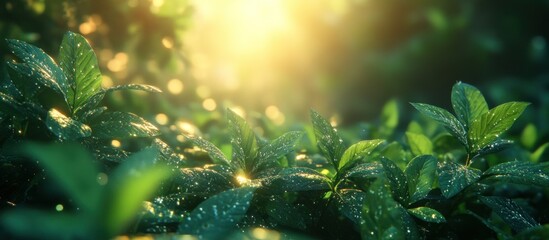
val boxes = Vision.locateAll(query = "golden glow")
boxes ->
[265,105,285,125]
[177,121,197,135]
[236,174,251,186]
[252,228,270,239]
[195,85,211,99]
[202,98,217,111]
[101,75,113,88]
[111,139,121,148]
[161,37,174,49]
[167,78,184,94]
[320,169,330,175]
[155,113,169,125]
[230,107,246,118]
[107,52,128,72]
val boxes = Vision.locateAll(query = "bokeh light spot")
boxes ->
[111,140,121,148]
[202,98,217,111]
[155,113,169,125]
[167,78,184,94]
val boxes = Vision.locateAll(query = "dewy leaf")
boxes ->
[188,135,231,166]
[437,160,481,198]
[21,142,101,212]
[483,161,549,187]
[256,131,303,173]
[310,110,346,168]
[174,167,234,196]
[339,139,384,171]
[451,82,489,127]
[407,207,446,223]
[89,111,159,139]
[263,167,330,193]
[480,196,539,233]
[177,187,255,238]
[6,63,41,99]
[474,139,514,158]
[381,158,409,205]
[105,83,162,93]
[362,178,419,240]
[405,155,437,203]
[227,109,258,172]
[58,32,102,114]
[6,39,69,100]
[468,102,529,153]
[344,162,384,179]
[411,103,468,147]
[405,132,433,156]
[45,108,92,141]
[337,189,367,227]
[104,148,172,236]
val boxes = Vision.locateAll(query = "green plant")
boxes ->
[1,142,170,239]
[412,81,529,166]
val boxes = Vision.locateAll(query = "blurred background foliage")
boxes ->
[1,0,549,133]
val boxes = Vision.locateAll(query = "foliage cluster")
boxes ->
[1,33,549,239]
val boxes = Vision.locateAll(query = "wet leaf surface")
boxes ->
[438,160,481,198]
[411,102,468,147]
[381,158,409,205]
[90,111,159,139]
[405,155,437,203]
[311,110,346,168]
[483,161,549,187]
[451,81,489,127]
[480,196,538,233]
[45,108,91,140]
[407,206,446,223]
[177,187,255,238]
[362,178,419,240]
[58,31,102,114]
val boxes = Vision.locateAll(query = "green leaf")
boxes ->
[256,131,303,173]
[90,111,159,139]
[6,39,69,99]
[411,102,468,147]
[188,135,231,166]
[227,109,258,172]
[339,139,384,171]
[264,167,330,193]
[479,196,539,233]
[483,161,549,187]
[177,187,255,238]
[437,160,481,198]
[345,162,384,179]
[451,82,488,127]
[1,209,89,239]
[265,196,309,230]
[310,110,346,169]
[337,189,366,227]
[362,178,419,240]
[104,148,172,236]
[45,108,91,141]
[58,32,102,114]
[468,102,529,153]
[405,132,433,156]
[520,123,537,149]
[379,99,399,137]
[6,62,40,99]
[405,155,437,203]
[105,83,162,93]
[174,167,234,196]
[515,224,549,240]
[531,143,549,163]
[407,207,446,223]
[473,139,514,158]
[21,142,101,212]
[381,158,409,205]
